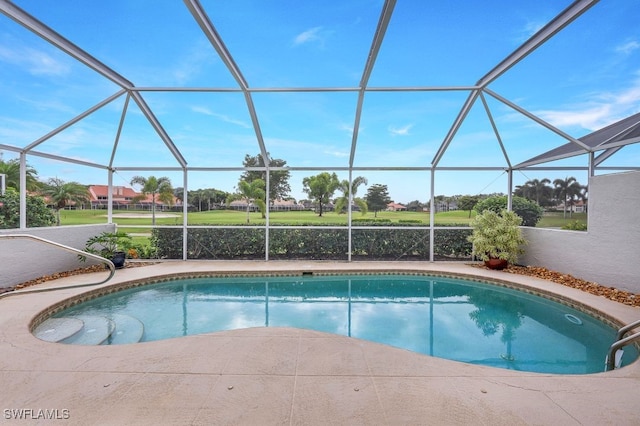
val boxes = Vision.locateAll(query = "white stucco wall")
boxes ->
[0,224,114,289]
[520,171,640,293]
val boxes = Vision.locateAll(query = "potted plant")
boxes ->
[82,231,133,269]
[467,210,526,270]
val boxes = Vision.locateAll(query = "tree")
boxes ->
[405,200,424,212]
[227,179,266,223]
[457,195,479,218]
[0,158,40,191]
[334,176,368,216]
[515,178,552,206]
[41,178,90,226]
[553,176,582,218]
[130,175,174,226]
[302,172,340,217]
[0,188,55,228]
[474,195,543,227]
[364,184,391,217]
[241,153,291,203]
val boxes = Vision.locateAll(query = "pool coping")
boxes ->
[2,261,640,425]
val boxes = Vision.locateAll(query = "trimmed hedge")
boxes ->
[152,223,472,260]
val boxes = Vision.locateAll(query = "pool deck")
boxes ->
[1,261,639,425]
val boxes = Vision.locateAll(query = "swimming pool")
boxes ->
[33,273,638,374]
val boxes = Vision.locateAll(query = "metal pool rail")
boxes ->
[0,234,115,300]
[605,319,640,371]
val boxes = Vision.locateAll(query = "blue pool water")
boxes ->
[42,274,638,374]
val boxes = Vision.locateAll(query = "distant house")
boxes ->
[572,200,587,213]
[88,185,180,210]
[271,199,305,211]
[228,199,259,211]
[561,200,587,213]
[386,202,407,211]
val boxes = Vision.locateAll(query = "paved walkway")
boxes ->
[1,261,639,425]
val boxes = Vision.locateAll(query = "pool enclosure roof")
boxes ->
[0,0,639,199]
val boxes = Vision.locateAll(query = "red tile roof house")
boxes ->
[88,185,181,210]
[386,202,407,211]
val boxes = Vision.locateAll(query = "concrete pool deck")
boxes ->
[1,261,639,425]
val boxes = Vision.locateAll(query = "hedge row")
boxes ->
[151,223,472,261]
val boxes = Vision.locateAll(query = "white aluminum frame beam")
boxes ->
[184,0,269,165]
[0,0,133,89]
[433,0,598,169]
[477,0,599,88]
[350,0,397,167]
[479,92,511,168]
[23,90,127,153]
[485,88,592,151]
[129,92,187,168]
[431,90,480,167]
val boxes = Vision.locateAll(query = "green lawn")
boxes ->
[59,208,463,228]
[537,212,587,228]
[58,208,586,230]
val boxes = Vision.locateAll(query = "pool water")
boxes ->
[41,274,638,374]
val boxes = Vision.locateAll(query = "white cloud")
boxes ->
[191,106,251,128]
[616,40,640,55]
[323,149,349,158]
[388,124,413,136]
[171,41,216,85]
[515,21,544,43]
[535,78,640,131]
[293,27,325,47]
[0,43,70,76]
[339,123,355,133]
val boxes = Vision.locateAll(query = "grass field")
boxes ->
[58,208,587,231]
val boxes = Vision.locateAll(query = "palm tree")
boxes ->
[0,158,40,191]
[525,178,551,205]
[227,179,266,223]
[578,185,589,213]
[130,175,174,226]
[334,176,368,215]
[553,176,582,218]
[42,178,89,226]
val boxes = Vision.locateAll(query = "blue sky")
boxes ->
[1,0,639,203]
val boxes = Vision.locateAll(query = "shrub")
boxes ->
[562,220,587,231]
[468,210,526,263]
[152,223,473,260]
[474,195,542,227]
[0,189,56,229]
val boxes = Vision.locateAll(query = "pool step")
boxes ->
[61,315,116,345]
[103,314,144,345]
[33,317,84,343]
[35,314,145,345]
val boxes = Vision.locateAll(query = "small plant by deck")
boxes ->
[468,210,526,264]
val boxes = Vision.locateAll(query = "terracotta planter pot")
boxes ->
[484,258,508,270]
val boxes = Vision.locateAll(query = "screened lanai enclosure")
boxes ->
[1,0,639,263]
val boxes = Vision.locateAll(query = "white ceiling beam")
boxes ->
[24,90,127,153]
[350,0,397,167]
[130,92,187,168]
[477,0,599,88]
[431,90,480,167]
[0,0,133,89]
[23,150,109,169]
[484,88,592,151]
[183,0,269,164]
[479,92,511,168]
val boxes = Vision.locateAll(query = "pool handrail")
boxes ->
[0,234,115,300]
[605,319,640,371]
